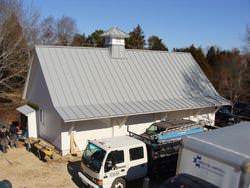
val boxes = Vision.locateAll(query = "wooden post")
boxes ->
[69,123,79,156]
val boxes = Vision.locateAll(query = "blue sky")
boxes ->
[26,0,249,51]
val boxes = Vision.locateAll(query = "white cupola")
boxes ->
[101,27,129,59]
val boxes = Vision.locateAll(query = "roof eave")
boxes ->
[62,103,225,123]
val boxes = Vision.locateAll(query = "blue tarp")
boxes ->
[158,127,205,141]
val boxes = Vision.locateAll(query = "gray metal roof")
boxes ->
[101,27,129,38]
[35,45,230,122]
[183,122,250,167]
[17,105,35,115]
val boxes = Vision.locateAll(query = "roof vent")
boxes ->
[101,27,129,59]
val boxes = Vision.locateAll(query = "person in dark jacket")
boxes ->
[9,123,17,148]
[0,126,9,153]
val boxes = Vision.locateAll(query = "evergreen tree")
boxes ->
[126,25,145,49]
[148,35,168,51]
[207,46,219,66]
[174,45,212,79]
[87,30,105,47]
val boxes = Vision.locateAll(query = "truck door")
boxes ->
[127,146,147,180]
[103,150,126,187]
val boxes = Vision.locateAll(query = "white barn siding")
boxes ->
[61,119,113,155]
[25,58,63,150]
[60,114,155,155]
[59,108,217,155]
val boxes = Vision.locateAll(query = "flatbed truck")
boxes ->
[78,120,209,188]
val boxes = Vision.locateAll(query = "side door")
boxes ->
[127,146,147,180]
[103,150,127,186]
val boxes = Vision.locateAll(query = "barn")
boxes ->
[17,27,229,155]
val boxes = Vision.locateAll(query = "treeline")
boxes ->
[174,46,250,103]
[40,19,168,51]
[71,25,167,51]
[0,0,249,109]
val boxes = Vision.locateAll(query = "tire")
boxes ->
[111,178,126,188]
[37,150,42,160]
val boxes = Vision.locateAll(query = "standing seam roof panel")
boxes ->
[34,46,230,122]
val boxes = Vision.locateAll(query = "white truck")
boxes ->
[78,136,148,188]
[176,122,250,188]
[78,120,208,188]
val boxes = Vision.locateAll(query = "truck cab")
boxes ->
[78,136,147,188]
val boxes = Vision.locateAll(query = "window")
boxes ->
[107,150,124,164]
[105,150,124,172]
[82,143,106,173]
[39,109,44,124]
[129,147,144,161]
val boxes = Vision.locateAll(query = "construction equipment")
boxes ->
[26,137,55,161]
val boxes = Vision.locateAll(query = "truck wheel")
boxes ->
[112,178,126,188]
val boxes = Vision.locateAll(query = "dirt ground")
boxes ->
[0,145,160,188]
[0,146,82,188]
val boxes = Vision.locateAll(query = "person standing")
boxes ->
[9,123,17,148]
[0,126,9,153]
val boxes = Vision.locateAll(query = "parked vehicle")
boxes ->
[215,105,240,126]
[78,120,209,188]
[158,173,218,188]
[0,180,12,188]
[233,101,250,120]
[176,122,250,188]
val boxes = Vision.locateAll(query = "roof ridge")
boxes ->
[35,45,191,55]
[35,45,108,51]
[126,48,191,54]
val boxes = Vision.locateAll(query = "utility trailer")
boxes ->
[78,119,209,188]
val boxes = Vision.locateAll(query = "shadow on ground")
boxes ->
[67,160,84,187]
[67,160,160,188]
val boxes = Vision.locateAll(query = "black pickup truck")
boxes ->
[233,102,250,121]
[215,105,240,126]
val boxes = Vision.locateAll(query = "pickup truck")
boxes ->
[175,122,250,188]
[78,120,208,188]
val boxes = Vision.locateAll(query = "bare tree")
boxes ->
[216,49,247,103]
[244,25,250,53]
[0,0,39,105]
[240,26,250,102]
[39,16,57,45]
[56,16,77,45]
[0,0,40,46]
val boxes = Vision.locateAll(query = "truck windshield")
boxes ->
[82,143,106,173]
